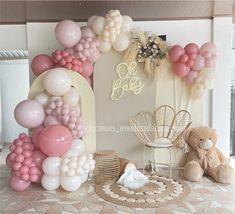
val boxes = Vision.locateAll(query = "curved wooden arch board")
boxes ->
[28,69,96,153]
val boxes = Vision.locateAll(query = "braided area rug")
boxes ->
[95,174,191,208]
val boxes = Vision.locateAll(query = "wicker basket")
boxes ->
[93,150,120,185]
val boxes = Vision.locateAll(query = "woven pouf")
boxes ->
[95,174,190,208]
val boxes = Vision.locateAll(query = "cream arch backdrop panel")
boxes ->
[28,69,96,153]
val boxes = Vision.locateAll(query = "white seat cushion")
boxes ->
[146,138,173,148]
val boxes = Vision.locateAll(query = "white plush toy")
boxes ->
[117,162,149,189]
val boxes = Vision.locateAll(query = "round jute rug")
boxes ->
[95,174,191,208]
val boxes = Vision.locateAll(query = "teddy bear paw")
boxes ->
[183,161,204,182]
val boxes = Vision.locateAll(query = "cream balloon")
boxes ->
[41,175,60,191]
[87,16,97,27]
[62,87,80,106]
[43,68,71,96]
[34,92,49,107]
[42,157,61,176]
[60,175,82,191]
[120,15,133,32]
[98,39,112,52]
[112,33,130,52]
[92,17,105,35]
[63,139,86,157]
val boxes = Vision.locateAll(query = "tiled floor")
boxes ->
[1,146,235,214]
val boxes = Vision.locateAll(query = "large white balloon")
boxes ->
[43,68,71,96]
[61,175,82,191]
[63,139,86,157]
[120,15,133,32]
[62,87,80,106]
[41,175,60,191]
[98,39,112,52]
[92,17,105,35]
[34,92,49,107]
[42,157,61,176]
[112,33,130,52]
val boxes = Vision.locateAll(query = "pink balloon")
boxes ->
[32,149,47,168]
[168,45,185,63]
[184,43,199,55]
[173,62,190,77]
[199,42,216,56]
[14,100,45,129]
[205,58,216,68]
[31,55,55,76]
[6,153,13,168]
[88,49,100,62]
[184,71,198,85]
[81,26,96,38]
[32,126,44,148]
[185,59,194,68]
[55,20,81,48]
[179,54,189,63]
[10,174,31,191]
[82,61,94,77]
[44,115,61,127]
[191,55,205,71]
[38,125,72,156]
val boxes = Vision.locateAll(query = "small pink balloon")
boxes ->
[173,62,190,77]
[199,42,216,56]
[10,174,31,191]
[179,54,189,63]
[38,125,72,156]
[205,58,216,68]
[32,149,47,168]
[82,61,94,77]
[81,26,96,38]
[20,166,29,175]
[168,45,185,63]
[184,71,199,85]
[88,49,100,62]
[191,55,205,71]
[184,43,199,55]
[188,53,197,60]
[55,20,81,48]
[31,54,55,76]
[44,115,61,127]
[185,59,194,68]
[14,100,45,129]
[6,153,13,168]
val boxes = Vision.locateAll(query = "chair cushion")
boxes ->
[146,138,173,148]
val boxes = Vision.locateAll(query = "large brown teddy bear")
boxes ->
[183,126,234,184]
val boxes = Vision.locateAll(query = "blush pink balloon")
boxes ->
[44,115,61,127]
[168,45,185,63]
[32,149,47,168]
[55,20,81,48]
[81,61,94,77]
[81,26,96,38]
[31,54,55,76]
[14,100,45,129]
[38,125,72,156]
[191,55,205,71]
[184,71,198,85]
[179,54,189,63]
[6,153,13,168]
[10,174,31,191]
[173,62,190,77]
[184,43,199,55]
[199,42,216,56]
[32,126,44,148]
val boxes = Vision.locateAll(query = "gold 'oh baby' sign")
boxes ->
[111,62,144,101]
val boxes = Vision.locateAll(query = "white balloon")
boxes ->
[98,39,112,52]
[61,175,82,191]
[44,115,61,127]
[87,16,97,27]
[42,157,61,176]
[112,33,130,52]
[120,15,133,32]
[80,174,88,183]
[62,87,80,106]
[63,139,86,157]
[41,175,60,191]
[191,84,206,99]
[92,17,105,35]
[43,68,71,96]
[34,92,49,107]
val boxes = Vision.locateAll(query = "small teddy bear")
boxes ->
[183,126,234,184]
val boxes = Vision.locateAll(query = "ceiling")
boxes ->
[0,1,233,24]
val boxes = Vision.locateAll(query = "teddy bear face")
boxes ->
[186,126,217,151]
